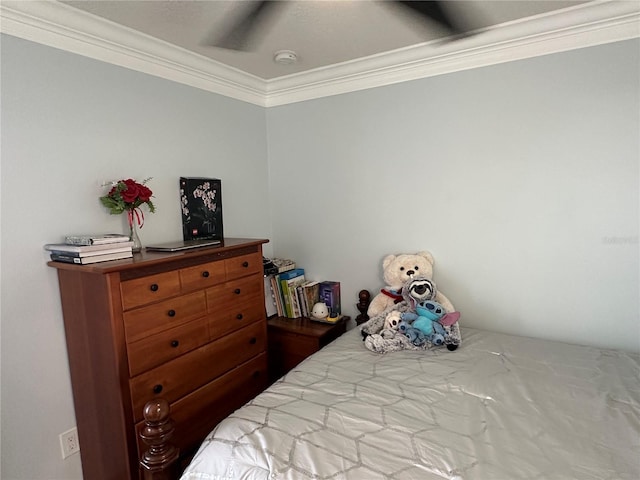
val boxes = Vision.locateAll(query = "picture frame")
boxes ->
[179,177,224,241]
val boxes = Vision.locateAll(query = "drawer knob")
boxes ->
[252,371,261,379]
[170,340,179,348]
[242,261,249,268]
[150,284,159,292]
[202,271,210,278]
[168,310,176,317]
[234,288,241,294]
[249,337,257,344]
[153,384,163,394]
[236,313,243,320]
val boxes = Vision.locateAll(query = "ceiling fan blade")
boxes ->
[396,1,466,36]
[210,1,281,51]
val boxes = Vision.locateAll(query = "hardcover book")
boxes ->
[44,242,134,254]
[301,281,320,317]
[263,275,278,317]
[272,258,296,273]
[319,281,341,316]
[270,275,285,317]
[180,177,223,241]
[50,251,133,264]
[278,268,305,281]
[64,234,130,246]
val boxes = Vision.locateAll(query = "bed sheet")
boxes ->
[181,327,640,480]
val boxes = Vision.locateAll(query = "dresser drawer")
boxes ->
[135,352,268,458]
[121,271,181,310]
[180,260,226,292]
[124,291,206,343]
[127,318,209,377]
[225,252,262,280]
[129,321,266,422]
[209,301,265,341]
[206,274,263,314]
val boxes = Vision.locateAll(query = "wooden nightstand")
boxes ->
[267,316,349,382]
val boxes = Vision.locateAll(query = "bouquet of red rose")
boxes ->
[100,178,155,227]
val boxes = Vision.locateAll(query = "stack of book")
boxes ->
[264,266,341,320]
[45,234,134,264]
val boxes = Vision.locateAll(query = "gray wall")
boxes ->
[267,39,639,352]
[1,32,638,479]
[1,35,270,479]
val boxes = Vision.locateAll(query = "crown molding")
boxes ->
[0,0,266,106]
[1,1,638,108]
[265,1,640,106]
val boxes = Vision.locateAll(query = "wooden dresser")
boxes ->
[48,238,269,480]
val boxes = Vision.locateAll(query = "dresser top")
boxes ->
[47,237,269,274]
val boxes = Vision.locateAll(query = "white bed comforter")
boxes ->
[181,327,640,480]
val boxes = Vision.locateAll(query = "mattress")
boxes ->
[181,327,640,479]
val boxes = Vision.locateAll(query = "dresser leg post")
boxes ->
[139,398,180,480]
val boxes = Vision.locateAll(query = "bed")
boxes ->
[140,291,640,480]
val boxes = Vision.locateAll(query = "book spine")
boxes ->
[280,278,293,317]
[297,285,308,317]
[319,281,341,315]
[263,275,278,317]
[271,276,284,317]
[290,284,300,318]
[278,268,305,281]
[64,237,94,246]
[47,247,132,258]
[272,258,296,274]
[278,263,295,273]
[290,277,306,318]
[64,234,129,245]
[303,282,320,316]
[50,253,82,264]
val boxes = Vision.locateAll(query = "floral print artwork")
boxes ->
[180,178,223,240]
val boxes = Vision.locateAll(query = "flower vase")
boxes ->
[127,210,142,253]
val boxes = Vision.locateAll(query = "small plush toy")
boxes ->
[403,300,461,346]
[368,251,455,317]
[384,310,403,330]
[398,320,426,346]
[311,302,329,320]
[402,276,437,309]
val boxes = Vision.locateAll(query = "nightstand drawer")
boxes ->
[127,318,209,377]
[267,316,348,382]
[129,321,266,422]
[121,271,181,310]
[124,291,206,343]
[269,331,319,357]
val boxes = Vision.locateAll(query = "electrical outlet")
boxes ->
[59,427,80,459]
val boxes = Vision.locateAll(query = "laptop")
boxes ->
[145,238,222,252]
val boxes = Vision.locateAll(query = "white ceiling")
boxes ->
[60,1,588,79]
[1,1,638,106]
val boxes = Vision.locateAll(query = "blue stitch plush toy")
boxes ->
[397,320,426,346]
[402,300,460,346]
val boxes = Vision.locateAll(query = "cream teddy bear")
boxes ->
[367,251,454,317]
